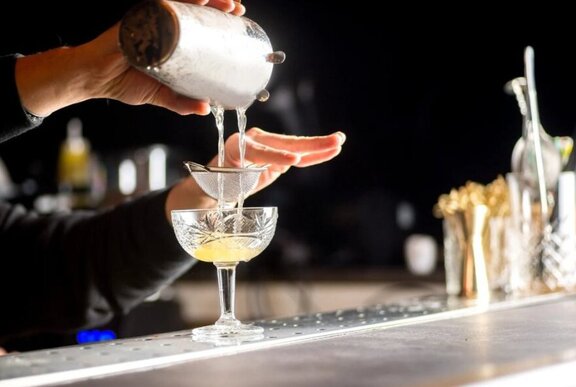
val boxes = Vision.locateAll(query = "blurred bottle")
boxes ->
[57,118,93,209]
[404,233,438,276]
[0,156,17,200]
[507,77,563,198]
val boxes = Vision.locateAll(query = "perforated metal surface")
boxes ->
[0,292,565,387]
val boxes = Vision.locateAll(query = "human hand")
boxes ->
[15,0,245,118]
[81,0,246,115]
[165,128,346,219]
[209,128,346,194]
[190,0,245,16]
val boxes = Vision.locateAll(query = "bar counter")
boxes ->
[2,291,576,386]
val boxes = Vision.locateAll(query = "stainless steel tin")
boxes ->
[119,0,284,109]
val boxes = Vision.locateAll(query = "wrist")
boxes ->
[165,178,218,223]
[15,46,90,117]
[23,107,44,125]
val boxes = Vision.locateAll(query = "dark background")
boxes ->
[3,2,576,270]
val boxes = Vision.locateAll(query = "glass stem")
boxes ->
[215,262,240,327]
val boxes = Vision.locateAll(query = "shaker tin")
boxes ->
[119,0,285,109]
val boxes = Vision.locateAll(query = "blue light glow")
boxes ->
[76,329,117,344]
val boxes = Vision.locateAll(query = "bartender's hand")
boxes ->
[214,128,346,193]
[15,0,245,118]
[165,128,346,219]
[197,0,245,15]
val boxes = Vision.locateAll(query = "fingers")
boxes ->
[182,0,244,15]
[220,128,346,167]
[222,134,301,167]
[153,86,211,115]
[246,127,346,153]
[231,1,246,16]
[204,0,234,13]
[245,143,301,166]
[294,146,343,168]
[215,127,346,198]
[206,0,234,12]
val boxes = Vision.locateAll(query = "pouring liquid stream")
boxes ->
[210,105,250,213]
[211,105,226,210]
[236,107,248,211]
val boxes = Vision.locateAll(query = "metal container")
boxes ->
[119,0,285,109]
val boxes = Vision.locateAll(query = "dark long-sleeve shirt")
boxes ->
[0,54,194,347]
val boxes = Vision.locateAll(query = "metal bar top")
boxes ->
[0,291,573,386]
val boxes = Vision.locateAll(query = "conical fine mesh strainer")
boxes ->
[184,161,266,202]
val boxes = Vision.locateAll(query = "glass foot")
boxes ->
[192,331,264,346]
[192,322,264,339]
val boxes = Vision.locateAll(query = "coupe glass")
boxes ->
[171,207,278,339]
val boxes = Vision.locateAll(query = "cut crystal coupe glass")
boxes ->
[171,207,277,340]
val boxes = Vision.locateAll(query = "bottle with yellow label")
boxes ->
[57,117,92,209]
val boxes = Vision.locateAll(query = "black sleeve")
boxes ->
[0,54,44,143]
[0,188,195,345]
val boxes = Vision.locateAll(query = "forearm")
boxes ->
[0,189,192,344]
[13,20,127,117]
[77,189,195,316]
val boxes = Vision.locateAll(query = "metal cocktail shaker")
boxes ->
[119,0,285,109]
